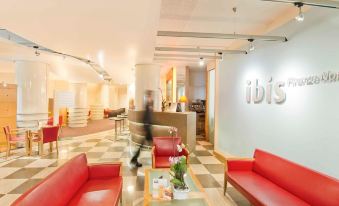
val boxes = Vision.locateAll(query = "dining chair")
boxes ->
[3,126,29,158]
[30,126,60,156]
[46,116,63,133]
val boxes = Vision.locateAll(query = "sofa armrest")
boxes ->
[226,159,254,171]
[179,148,189,157]
[88,163,121,179]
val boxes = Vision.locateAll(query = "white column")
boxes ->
[71,83,88,108]
[100,84,110,108]
[134,64,160,111]
[68,83,88,127]
[16,61,49,128]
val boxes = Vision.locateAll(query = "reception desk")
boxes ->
[128,110,196,152]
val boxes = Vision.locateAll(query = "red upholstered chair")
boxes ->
[3,126,29,157]
[151,137,189,168]
[32,126,60,156]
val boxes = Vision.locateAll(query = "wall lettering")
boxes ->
[246,71,338,104]
[246,77,286,104]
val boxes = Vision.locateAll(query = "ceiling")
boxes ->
[156,0,293,70]
[0,0,299,84]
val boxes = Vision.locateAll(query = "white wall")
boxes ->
[215,10,339,178]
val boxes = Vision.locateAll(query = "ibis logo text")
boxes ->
[246,78,286,104]
[246,71,339,104]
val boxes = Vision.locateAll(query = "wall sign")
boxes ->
[246,71,339,104]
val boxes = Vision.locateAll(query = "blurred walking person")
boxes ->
[130,90,154,168]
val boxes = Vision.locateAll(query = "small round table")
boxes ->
[109,117,124,139]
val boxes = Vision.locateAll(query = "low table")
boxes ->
[144,168,211,206]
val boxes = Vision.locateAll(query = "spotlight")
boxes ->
[199,57,204,66]
[248,39,255,52]
[295,2,304,22]
[33,46,40,56]
[2,81,7,87]
[99,73,104,79]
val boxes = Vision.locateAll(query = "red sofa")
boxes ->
[152,137,189,168]
[12,154,122,206]
[224,149,339,206]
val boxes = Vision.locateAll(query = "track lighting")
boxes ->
[248,39,255,52]
[199,57,204,66]
[295,2,305,22]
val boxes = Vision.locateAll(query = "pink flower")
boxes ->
[177,144,183,153]
[169,156,180,165]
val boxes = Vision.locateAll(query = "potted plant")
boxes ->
[158,88,166,112]
[169,144,189,200]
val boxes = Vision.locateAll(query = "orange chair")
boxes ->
[3,126,29,157]
[30,126,60,156]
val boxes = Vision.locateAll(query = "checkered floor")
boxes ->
[0,129,249,206]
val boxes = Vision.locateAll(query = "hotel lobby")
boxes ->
[0,1,339,206]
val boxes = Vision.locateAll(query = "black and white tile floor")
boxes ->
[0,130,249,206]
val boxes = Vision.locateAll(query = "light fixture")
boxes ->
[99,73,104,79]
[295,2,305,22]
[199,57,204,66]
[248,39,255,51]
[2,81,7,87]
[33,46,40,56]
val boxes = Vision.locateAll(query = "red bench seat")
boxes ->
[224,149,339,206]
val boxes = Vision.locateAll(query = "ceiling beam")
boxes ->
[261,0,339,9]
[154,53,222,59]
[155,47,247,54]
[154,58,200,62]
[157,31,288,42]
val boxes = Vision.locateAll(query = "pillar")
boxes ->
[68,83,88,127]
[100,84,110,108]
[134,64,160,111]
[16,61,49,128]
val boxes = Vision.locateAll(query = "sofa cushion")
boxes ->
[67,177,122,206]
[253,149,339,206]
[228,171,310,206]
[12,154,89,206]
[153,137,182,156]
[155,156,171,168]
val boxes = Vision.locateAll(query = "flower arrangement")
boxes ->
[169,155,188,190]
[169,144,189,191]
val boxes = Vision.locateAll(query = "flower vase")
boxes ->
[173,186,190,200]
